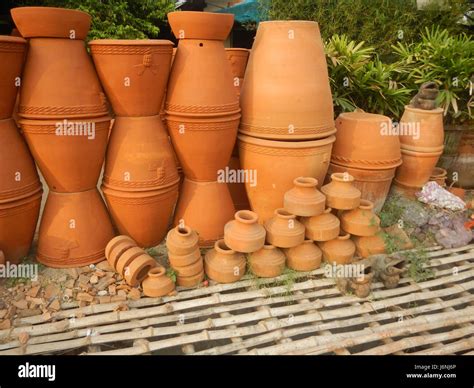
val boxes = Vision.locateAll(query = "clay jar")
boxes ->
[318,233,356,265]
[284,177,326,217]
[224,210,266,253]
[301,208,340,242]
[225,48,250,96]
[248,245,286,278]
[340,200,381,237]
[429,167,447,187]
[321,173,361,210]
[284,240,322,272]
[352,234,386,258]
[399,106,444,152]
[240,21,335,140]
[204,240,246,283]
[395,148,443,187]
[264,209,305,248]
[142,267,176,297]
[238,134,335,222]
[166,225,199,256]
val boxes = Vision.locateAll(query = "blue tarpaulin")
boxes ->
[215,0,264,23]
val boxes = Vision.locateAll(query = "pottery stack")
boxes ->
[12,7,114,268]
[239,20,336,222]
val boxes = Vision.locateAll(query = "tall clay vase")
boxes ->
[225,48,250,97]
[264,209,305,248]
[204,239,246,283]
[248,245,286,278]
[283,177,326,217]
[340,200,381,237]
[224,210,266,253]
[321,173,361,210]
[318,233,356,265]
[399,106,444,152]
[395,148,443,188]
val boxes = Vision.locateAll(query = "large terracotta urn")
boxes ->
[399,106,444,152]
[225,48,250,97]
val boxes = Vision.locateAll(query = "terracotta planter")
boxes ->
[227,155,251,211]
[90,39,174,116]
[301,207,340,242]
[264,208,305,248]
[204,239,246,283]
[0,190,42,264]
[166,225,199,256]
[395,148,443,187]
[116,246,145,275]
[332,112,402,169]
[0,36,26,119]
[177,270,204,288]
[429,167,447,187]
[248,245,286,278]
[105,236,137,268]
[238,134,335,222]
[224,210,266,253]
[37,189,114,268]
[225,48,250,96]
[321,173,361,210]
[173,179,235,247]
[399,106,444,152]
[283,177,326,217]
[124,253,157,287]
[340,200,381,237]
[240,21,334,140]
[167,11,234,41]
[142,267,176,297]
[318,233,356,265]
[352,234,386,258]
[284,240,322,272]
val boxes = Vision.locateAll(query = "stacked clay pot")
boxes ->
[318,233,356,265]
[205,239,246,283]
[248,245,286,278]
[166,11,239,246]
[90,38,179,247]
[239,20,336,222]
[284,240,322,272]
[12,7,114,267]
[0,35,43,264]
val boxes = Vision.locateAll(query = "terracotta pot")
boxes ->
[283,177,326,217]
[166,225,199,255]
[102,183,179,248]
[321,173,361,210]
[0,190,42,264]
[447,186,466,200]
[264,208,305,248]
[457,131,474,154]
[174,258,204,278]
[124,253,157,287]
[204,239,246,283]
[224,210,266,253]
[352,234,386,258]
[103,116,179,191]
[18,38,108,119]
[284,240,322,271]
[240,21,334,140]
[176,270,204,288]
[0,250,4,266]
[399,106,444,152]
[248,244,286,278]
[318,233,356,265]
[340,199,380,237]
[11,7,91,39]
[326,162,395,213]
[106,237,137,268]
[301,207,340,242]
[142,266,176,297]
[349,266,374,298]
[173,179,235,247]
[167,11,234,41]
[395,148,443,187]
[225,48,250,96]
[90,39,173,116]
[238,134,335,222]
[429,167,447,187]
[227,155,250,211]
[0,36,26,119]
[332,112,402,169]
[37,189,114,268]
[168,249,201,268]
[116,246,145,275]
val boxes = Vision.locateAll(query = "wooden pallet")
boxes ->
[0,244,473,355]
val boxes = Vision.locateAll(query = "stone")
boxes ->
[76,293,94,303]
[0,310,7,319]
[128,288,141,300]
[96,261,114,272]
[65,268,80,279]
[49,299,61,311]
[27,285,41,298]
[18,332,30,344]
[64,279,76,289]
[89,275,99,285]
[44,284,60,300]
[12,300,28,310]
[110,295,127,302]
[117,290,127,297]
[96,277,115,291]
[97,290,108,296]
[0,319,11,329]
[98,296,112,304]
[17,309,42,318]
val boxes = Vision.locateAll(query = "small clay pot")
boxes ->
[166,225,199,256]
[283,177,326,217]
[350,266,374,298]
[168,249,201,268]
[224,210,266,253]
[248,245,286,278]
[264,208,305,248]
[116,246,145,275]
[352,234,386,258]
[340,199,381,237]
[124,253,157,287]
[105,235,136,268]
[168,11,234,41]
[174,258,204,278]
[429,167,447,187]
[177,270,204,288]
[321,173,361,210]
[142,266,175,297]
[301,208,340,242]
[318,233,356,265]
[284,240,322,272]
[204,239,246,283]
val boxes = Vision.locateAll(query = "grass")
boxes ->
[379,194,405,228]
[402,248,434,282]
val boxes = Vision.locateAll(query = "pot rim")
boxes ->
[259,20,319,26]
[0,35,27,44]
[330,172,354,183]
[337,111,390,123]
[359,199,374,211]
[400,148,443,157]
[274,208,296,219]
[403,105,444,115]
[294,176,318,188]
[337,233,351,241]
[175,225,192,237]
[214,239,235,255]
[430,167,447,178]
[89,39,174,47]
[148,266,166,278]
[225,48,250,53]
[235,210,258,224]
[238,134,336,149]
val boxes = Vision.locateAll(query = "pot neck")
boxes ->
[331,172,354,184]
[293,176,318,189]
[235,210,258,225]
[214,239,235,255]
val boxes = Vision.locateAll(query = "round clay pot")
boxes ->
[318,233,356,265]
[11,7,91,39]
[224,210,266,253]
[124,253,157,287]
[106,238,137,269]
[429,167,447,187]
[0,36,26,120]
[225,48,250,96]
[167,11,234,41]
[283,177,326,217]
[168,249,201,268]
[264,208,305,248]
[399,106,444,152]
[166,225,199,256]
[321,173,361,210]
[340,200,381,237]
[116,246,145,275]
[248,245,286,278]
[238,134,335,222]
[395,148,443,187]
[90,39,174,116]
[37,189,114,268]
[301,207,340,242]
[227,155,251,211]
[173,179,235,247]
[142,266,176,297]
[204,240,246,283]
[284,240,322,272]
[352,234,386,258]
[20,116,111,192]
[240,21,334,140]
[174,258,204,278]
[177,270,204,288]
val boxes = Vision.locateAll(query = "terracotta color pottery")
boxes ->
[142,266,176,297]
[0,36,26,119]
[168,249,201,268]
[399,106,444,152]
[116,246,145,275]
[301,207,340,242]
[106,236,137,268]
[166,225,199,256]
[20,116,110,192]
[173,258,204,278]
[340,200,381,237]
[238,134,335,222]
[0,250,4,266]
[429,167,447,187]
[283,177,326,217]
[173,179,235,247]
[204,240,246,283]
[448,155,474,189]
[177,270,204,288]
[352,234,386,258]
[227,155,251,211]
[167,11,234,41]
[321,173,361,210]
[90,39,174,116]
[284,240,322,272]
[318,233,356,265]
[264,209,305,248]
[240,21,334,140]
[248,245,286,278]
[349,265,374,298]
[395,148,443,187]
[332,112,402,169]
[224,210,266,253]
[447,186,466,201]
[225,48,250,96]
[37,189,114,268]
[124,253,157,287]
